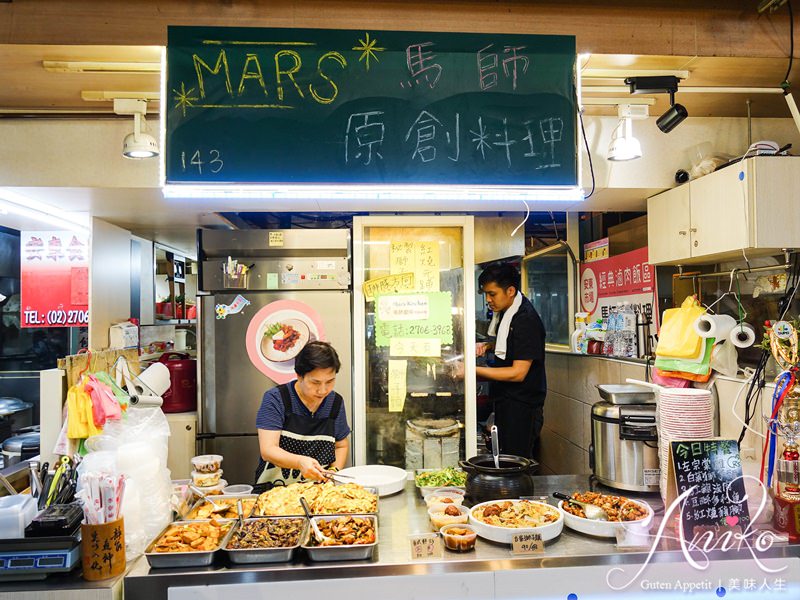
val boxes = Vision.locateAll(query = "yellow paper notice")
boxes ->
[414,241,439,292]
[390,338,442,357]
[390,241,440,292]
[362,272,415,302]
[388,359,408,413]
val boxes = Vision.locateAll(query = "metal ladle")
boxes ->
[490,425,500,469]
[553,492,609,521]
[188,484,226,513]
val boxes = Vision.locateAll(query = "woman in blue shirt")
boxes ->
[254,341,350,493]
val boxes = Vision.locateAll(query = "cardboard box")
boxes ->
[609,215,648,256]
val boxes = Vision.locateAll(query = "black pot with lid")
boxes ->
[459,454,537,503]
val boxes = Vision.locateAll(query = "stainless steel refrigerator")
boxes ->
[197,229,352,485]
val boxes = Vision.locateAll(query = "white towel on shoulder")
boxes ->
[487,292,523,360]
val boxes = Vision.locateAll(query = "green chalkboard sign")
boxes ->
[166,26,576,186]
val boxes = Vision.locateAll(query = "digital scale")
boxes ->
[0,535,81,581]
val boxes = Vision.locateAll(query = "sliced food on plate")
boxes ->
[260,318,310,362]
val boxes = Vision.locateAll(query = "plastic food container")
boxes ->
[191,454,223,473]
[440,523,477,552]
[424,492,464,508]
[222,484,253,495]
[0,495,37,539]
[191,469,223,487]
[428,503,469,530]
[425,487,467,498]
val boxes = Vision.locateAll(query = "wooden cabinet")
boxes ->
[648,157,800,265]
[647,184,691,264]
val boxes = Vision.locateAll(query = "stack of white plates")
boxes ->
[657,388,714,501]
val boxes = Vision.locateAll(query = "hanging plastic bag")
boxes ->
[85,374,122,426]
[710,340,740,377]
[66,381,102,439]
[656,296,706,359]
[94,370,130,410]
[655,337,715,377]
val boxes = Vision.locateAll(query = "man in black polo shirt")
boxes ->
[476,263,546,459]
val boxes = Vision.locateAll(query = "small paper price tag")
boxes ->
[409,534,443,560]
[268,231,284,247]
[511,532,544,555]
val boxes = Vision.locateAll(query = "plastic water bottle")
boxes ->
[617,303,637,358]
[603,308,618,356]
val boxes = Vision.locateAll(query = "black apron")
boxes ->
[253,383,342,494]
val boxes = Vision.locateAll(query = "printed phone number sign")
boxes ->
[20,231,89,328]
[375,291,453,346]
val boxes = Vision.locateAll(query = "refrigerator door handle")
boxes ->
[196,432,258,440]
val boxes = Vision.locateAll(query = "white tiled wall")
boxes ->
[540,351,768,475]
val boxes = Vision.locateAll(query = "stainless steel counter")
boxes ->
[124,474,800,599]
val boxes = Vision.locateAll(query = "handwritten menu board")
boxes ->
[390,241,440,292]
[669,439,750,538]
[166,26,576,186]
[375,292,454,346]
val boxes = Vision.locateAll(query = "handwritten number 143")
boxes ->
[181,149,223,174]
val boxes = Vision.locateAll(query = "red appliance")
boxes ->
[158,352,197,413]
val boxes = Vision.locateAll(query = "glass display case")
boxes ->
[353,216,476,467]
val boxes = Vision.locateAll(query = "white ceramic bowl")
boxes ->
[558,499,654,538]
[468,499,564,545]
[336,465,407,497]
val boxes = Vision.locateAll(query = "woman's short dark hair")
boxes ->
[295,341,341,376]
[478,262,520,293]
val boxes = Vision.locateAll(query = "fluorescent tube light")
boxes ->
[0,190,90,233]
[162,185,585,203]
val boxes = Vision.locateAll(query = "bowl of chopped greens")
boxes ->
[414,467,467,497]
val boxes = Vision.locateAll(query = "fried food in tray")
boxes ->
[562,491,648,522]
[227,518,305,549]
[472,500,560,528]
[150,519,231,553]
[255,481,378,516]
[187,497,256,520]
[306,516,376,547]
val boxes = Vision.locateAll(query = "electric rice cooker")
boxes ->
[589,385,660,492]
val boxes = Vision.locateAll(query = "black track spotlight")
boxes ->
[657,103,688,133]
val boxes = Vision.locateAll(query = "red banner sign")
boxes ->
[20,231,89,328]
[579,246,657,326]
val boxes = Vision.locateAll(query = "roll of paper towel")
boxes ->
[693,313,737,339]
[133,362,170,397]
[129,395,164,408]
[730,322,756,348]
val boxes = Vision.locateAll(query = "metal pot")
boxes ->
[0,397,33,438]
[2,429,40,466]
[459,454,536,503]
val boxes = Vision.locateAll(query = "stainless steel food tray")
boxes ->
[224,517,308,564]
[144,520,234,569]
[301,514,378,562]
[596,384,655,405]
[184,494,258,520]
[253,487,379,517]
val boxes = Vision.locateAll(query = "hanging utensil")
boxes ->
[490,425,500,469]
[553,492,609,521]
[300,496,331,545]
